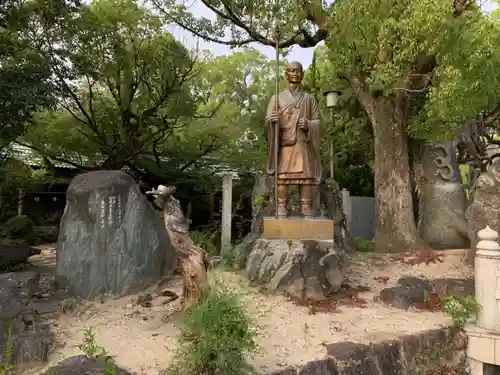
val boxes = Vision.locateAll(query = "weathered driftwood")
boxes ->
[146,185,209,311]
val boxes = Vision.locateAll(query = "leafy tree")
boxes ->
[153,0,500,252]
[195,49,277,171]
[20,0,276,192]
[0,0,54,151]
[324,0,500,251]
[21,0,199,170]
[22,20,275,196]
[303,47,374,196]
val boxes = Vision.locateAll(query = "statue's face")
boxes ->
[285,62,303,85]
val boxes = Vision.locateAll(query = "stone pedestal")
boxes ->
[263,217,334,241]
[245,238,345,301]
[465,226,500,375]
[465,324,500,375]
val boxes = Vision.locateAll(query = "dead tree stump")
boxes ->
[147,185,209,311]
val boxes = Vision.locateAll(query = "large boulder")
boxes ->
[46,355,132,375]
[467,159,500,253]
[246,239,345,301]
[57,170,176,299]
[0,243,40,270]
[0,271,54,365]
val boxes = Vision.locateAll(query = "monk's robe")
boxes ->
[265,89,322,185]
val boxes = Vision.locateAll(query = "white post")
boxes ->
[475,226,500,332]
[341,189,351,232]
[221,174,233,258]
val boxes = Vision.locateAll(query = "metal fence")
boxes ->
[342,189,375,240]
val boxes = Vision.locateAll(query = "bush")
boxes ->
[352,237,373,252]
[190,230,218,256]
[442,295,479,327]
[165,281,258,375]
[3,215,39,245]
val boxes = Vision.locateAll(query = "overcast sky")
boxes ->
[167,0,499,68]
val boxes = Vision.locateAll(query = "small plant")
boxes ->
[252,193,266,212]
[221,245,241,269]
[441,295,479,327]
[78,327,116,375]
[352,237,373,252]
[0,325,14,374]
[302,322,313,348]
[164,281,258,375]
[190,230,218,256]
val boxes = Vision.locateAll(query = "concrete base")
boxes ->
[263,217,334,241]
[465,324,500,374]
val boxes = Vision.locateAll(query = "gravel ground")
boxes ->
[25,247,473,375]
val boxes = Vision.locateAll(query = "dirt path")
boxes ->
[25,247,472,375]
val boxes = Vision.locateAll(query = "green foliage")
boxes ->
[0,161,59,193]
[0,325,14,374]
[190,230,218,256]
[252,193,267,213]
[352,237,373,252]
[221,245,241,269]
[3,215,38,245]
[0,0,55,151]
[78,327,116,375]
[165,281,258,375]
[325,0,500,140]
[441,295,479,327]
[78,327,107,358]
[21,0,197,170]
[304,47,374,194]
[20,0,273,192]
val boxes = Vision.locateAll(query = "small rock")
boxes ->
[46,355,133,375]
[0,244,41,270]
[136,293,153,308]
[379,285,427,310]
[397,276,430,290]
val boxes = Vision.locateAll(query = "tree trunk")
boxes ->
[147,186,210,312]
[364,97,425,252]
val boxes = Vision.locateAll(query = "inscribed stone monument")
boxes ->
[56,170,176,298]
[417,141,469,249]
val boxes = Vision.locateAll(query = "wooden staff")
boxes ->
[273,27,280,218]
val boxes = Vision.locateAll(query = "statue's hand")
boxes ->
[268,111,280,124]
[298,118,308,130]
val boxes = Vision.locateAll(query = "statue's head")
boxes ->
[284,61,303,85]
[146,185,177,209]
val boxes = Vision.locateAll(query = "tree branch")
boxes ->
[150,0,327,48]
[349,73,376,117]
[178,136,219,171]
[395,55,436,104]
[14,141,91,170]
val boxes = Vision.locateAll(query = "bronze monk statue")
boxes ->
[265,61,322,218]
